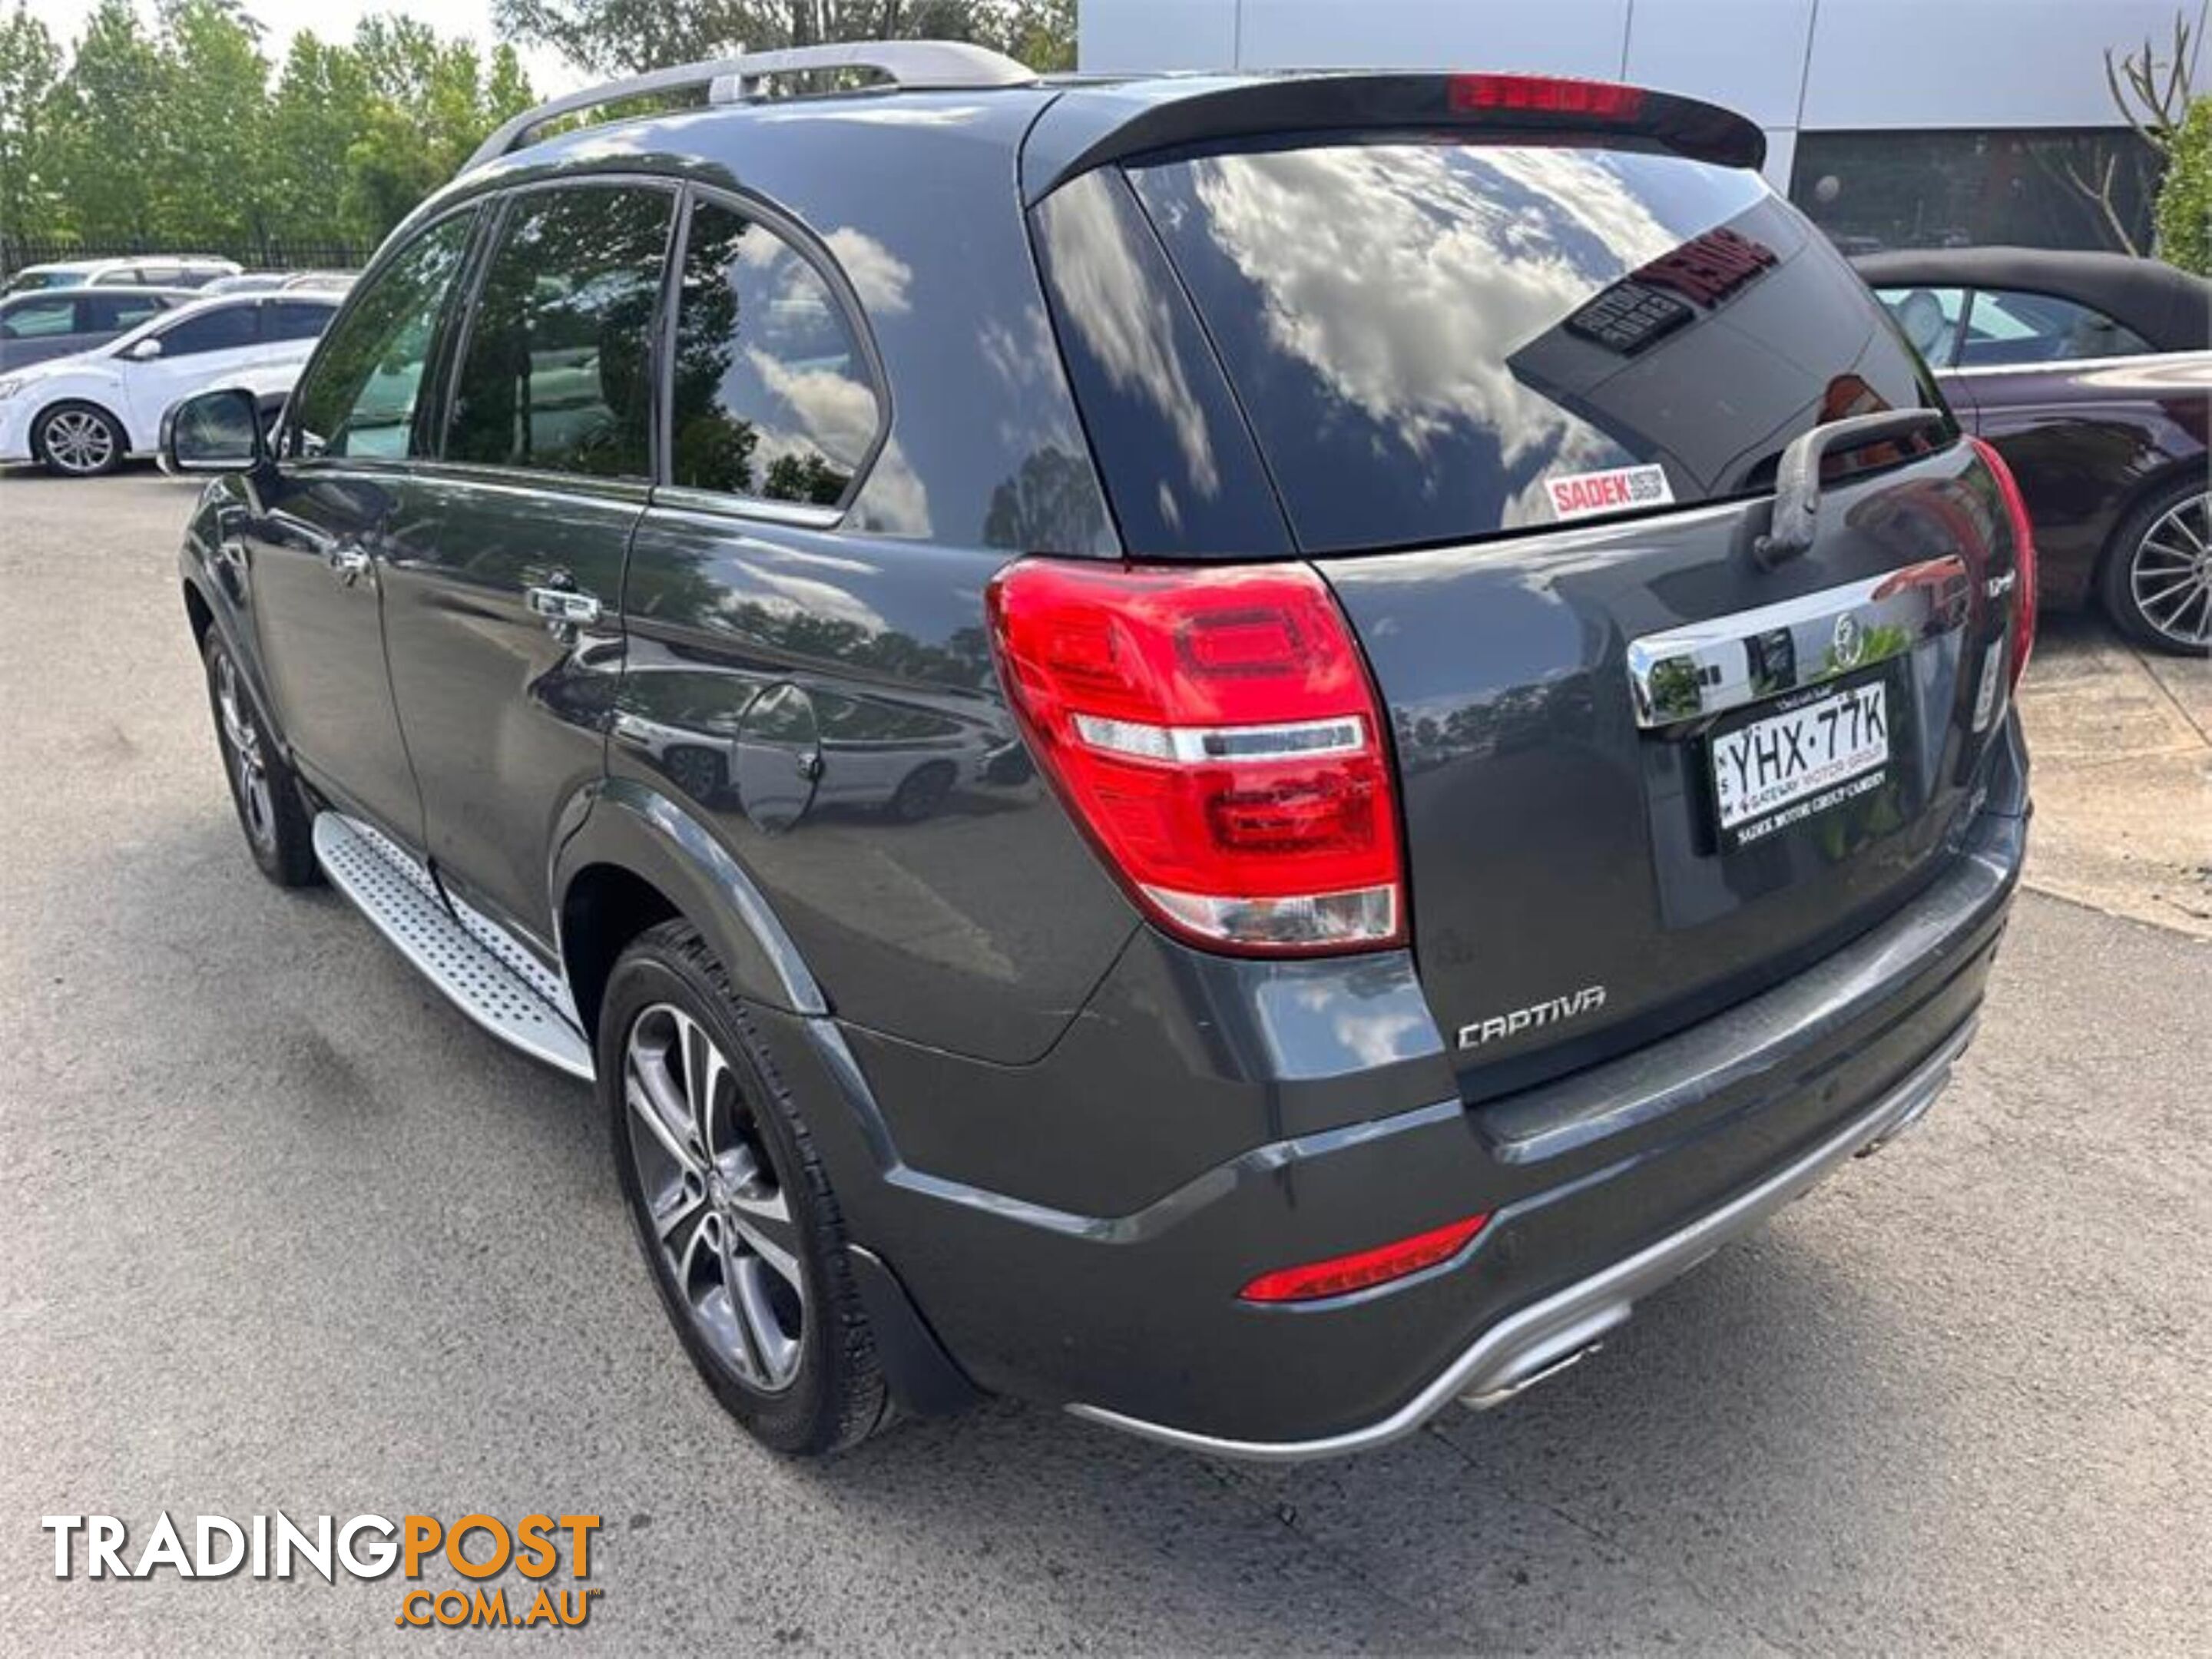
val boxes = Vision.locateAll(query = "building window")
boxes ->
[1790,128,2160,256]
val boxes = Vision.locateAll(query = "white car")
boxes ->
[0,292,339,475]
[3,255,243,293]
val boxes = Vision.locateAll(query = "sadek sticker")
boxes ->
[1545,464,1674,522]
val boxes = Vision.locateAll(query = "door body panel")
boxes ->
[239,464,424,840]
[379,471,639,944]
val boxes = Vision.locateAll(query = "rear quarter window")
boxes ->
[1118,137,1939,553]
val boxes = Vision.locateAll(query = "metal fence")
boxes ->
[0,235,374,278]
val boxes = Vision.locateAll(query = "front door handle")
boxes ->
[327,544,371,585]
[526,585,604,628]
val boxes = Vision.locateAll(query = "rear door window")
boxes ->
[262,300,336,342]
[667,197,882,505]
[1121,139,1939,553]
[1959,289,2154,366]
[446,184,675,479]
[156,303,257,356]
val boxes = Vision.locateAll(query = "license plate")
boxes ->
[1710,681,1889,846]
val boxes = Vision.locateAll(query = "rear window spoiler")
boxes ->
[1020,72,1767,204]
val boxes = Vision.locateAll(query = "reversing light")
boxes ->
[1449,74,1647,121]
[1240,1214,1491,1303]
[1967,437,2038,686]
[986,558,1406,955]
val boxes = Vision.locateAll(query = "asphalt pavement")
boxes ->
[2,471,2207,1655]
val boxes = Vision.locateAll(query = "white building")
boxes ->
[1079,0,2210,252]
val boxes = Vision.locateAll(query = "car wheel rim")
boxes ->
[42,409,114,474]
[213,653,274,848]
[2130,492,2212,647]
[624,1003,806,1392]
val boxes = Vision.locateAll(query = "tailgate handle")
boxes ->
[1756,409,1950,568]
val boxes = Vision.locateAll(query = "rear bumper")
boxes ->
[769,737,2027,1453]
[1070,1015,1973,1459]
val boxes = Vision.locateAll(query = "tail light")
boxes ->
[1969,436,2038,686]
[1450,74,1647,121]
[987,559,1405,955]
[1240,1214,1490,1303]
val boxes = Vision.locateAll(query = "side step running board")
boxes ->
[311,813,595,1081]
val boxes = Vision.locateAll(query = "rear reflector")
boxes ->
[1450,73,1647,121]
[1240,1214,1490,1303]
[986,559,1406,955]
[1968,437,2038,685]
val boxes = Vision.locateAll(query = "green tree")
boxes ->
[45,0,172,241]
[0,1,62,239]
[159,0,271,245]
[491,0,1073,78]
[2156,96,2212,273]
[266,32,373,245]
[344,18,535,241]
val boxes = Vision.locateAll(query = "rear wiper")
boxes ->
[1756,409,1951,568]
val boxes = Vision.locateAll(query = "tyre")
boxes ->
[33,400,127,477]
[889,760,956,823]
[200,630,321,886]
[601,920,890,1455]
[2099,477,2212,656]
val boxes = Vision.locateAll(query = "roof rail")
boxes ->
[463,40,1036,173]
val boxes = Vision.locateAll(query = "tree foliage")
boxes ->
[489,0,1074,78]
[0,0,534,257]
[2155,96,2212,274]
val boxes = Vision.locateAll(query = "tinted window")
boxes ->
[1123,141,1938,553]
[669,200,882,504]
[84,293,170,330]
[1875,286,1969,366]
[1790,128,2155,255]
[2,296,79,339]
[156,304,257,356]
[263,300,336,342]
[288,210,476,461]
[1031,169,1290,556]
[448,186,673,479]
[1959,289,2155,366]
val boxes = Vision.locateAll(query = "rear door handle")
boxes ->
[1756,409,1951,568]
[327,544,371,584]
[526,585,603,628]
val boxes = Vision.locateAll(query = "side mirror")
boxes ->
[126,336,163,361]
[161,386,267,475]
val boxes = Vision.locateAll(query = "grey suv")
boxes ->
[166,44,2032,1459]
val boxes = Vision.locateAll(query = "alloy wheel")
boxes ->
[41,408,116,475]
[213,652,275,850]
[624,1003,806,1392]
[2129,492,2212,649]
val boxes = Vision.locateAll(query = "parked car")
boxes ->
[165,48,2031,1461]
[1858,248,2211,654]
[0,285,193,370]
[3,255,242,293]
[202,270,359,297]
[0,291,336,475]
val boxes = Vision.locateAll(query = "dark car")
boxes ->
[1857,247,2210,654]
[0,285,191,369]
[164,47,2031,1460]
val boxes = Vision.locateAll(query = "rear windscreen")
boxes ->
[1118,138,1940,554]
